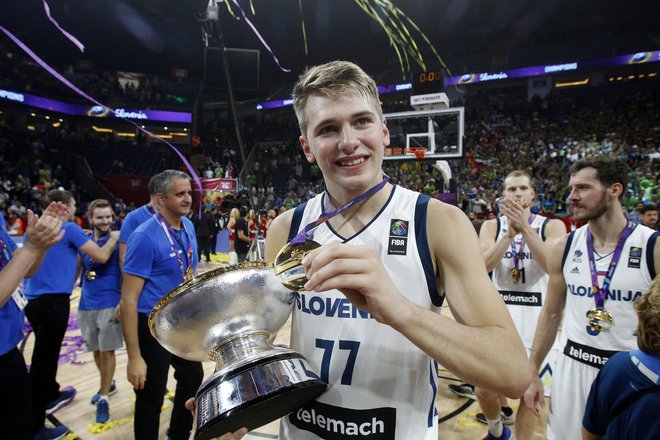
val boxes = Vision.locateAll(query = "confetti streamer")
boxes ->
[43,0,85,52]
[227,0,291,72]
[298,0,309,56]
[0,24,204,214]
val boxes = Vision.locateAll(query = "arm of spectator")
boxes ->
[237,228,250,243]
[80,230,120,263]
[1,209,64,306]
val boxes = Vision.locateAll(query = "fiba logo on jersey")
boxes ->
[628,246,642,268]
[388,219,408,255]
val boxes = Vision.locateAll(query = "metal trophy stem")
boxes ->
[149,261,326,440]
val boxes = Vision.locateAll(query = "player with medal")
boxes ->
[471,170,564,440]
[524,158,659,440]
[121,170,203,440]
[199,61,533,440]
[77,199,123,424]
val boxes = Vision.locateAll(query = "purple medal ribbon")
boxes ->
[290,176,389,246]
[509,214,534,273]
[585,221,635,309]
[0,237,11,270]
[155,213,194,281]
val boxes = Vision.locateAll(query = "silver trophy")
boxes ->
[149,261,326,440]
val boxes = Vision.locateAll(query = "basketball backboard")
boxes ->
[383,107,464,160]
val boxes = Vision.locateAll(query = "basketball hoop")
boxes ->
[404,147,428,160]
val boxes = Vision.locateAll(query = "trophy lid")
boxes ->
[149,261,295,361]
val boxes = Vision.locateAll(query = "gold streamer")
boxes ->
[218,0,453,81]
[299,0,309,56]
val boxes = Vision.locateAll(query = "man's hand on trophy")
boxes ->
[185,398,248,440]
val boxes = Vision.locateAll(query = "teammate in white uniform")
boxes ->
[475,171,565,440]
[523,158,659,440]
[205,60,532,440]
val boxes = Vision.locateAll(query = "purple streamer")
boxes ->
[229,0,291,72]
[43,0,85,52]
[0,24,204,216]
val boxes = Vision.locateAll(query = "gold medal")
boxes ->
[586,308,614,332]
[85,270,96,281]
[274,240,321,291]
[511,268,520,284]
[184,267,194,282]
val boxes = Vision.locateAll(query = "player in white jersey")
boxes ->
[282,185,444,439]
[475,171,565,440]
[523,158,659,440]
[203,61,532,440]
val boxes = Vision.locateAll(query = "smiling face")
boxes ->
[299,92,390,199]
[90,206,114,235]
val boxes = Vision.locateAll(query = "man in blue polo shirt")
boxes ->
[1,202,67,440]
[23,190,119,436]
[118,174,159,268]
[78,199,123,424]
[121,170,203,440]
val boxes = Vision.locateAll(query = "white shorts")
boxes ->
[78,308,124,352]
[546,350,599,440]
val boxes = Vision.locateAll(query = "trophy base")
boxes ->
[194,353,326,440]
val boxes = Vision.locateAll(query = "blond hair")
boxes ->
[503,170,533,190]
[635,275,660,355]
[292,60,382,137]
[86,199,115,219]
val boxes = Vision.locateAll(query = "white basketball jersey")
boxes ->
[280,186,443,440]
[492,215,550,348]
[560,223,658,367]
[547,223,657,440]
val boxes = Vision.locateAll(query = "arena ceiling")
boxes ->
[1,0,657,93]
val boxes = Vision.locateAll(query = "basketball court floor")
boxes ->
[25,261,550,439]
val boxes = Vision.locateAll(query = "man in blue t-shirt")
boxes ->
[23,190,119,434]
[78,199,123,424]
[582,277,660,439]
[0,202,67,440]
[121,170,203,440]
[118,174,159,268]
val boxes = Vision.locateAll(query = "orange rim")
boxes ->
[404,147,428,159]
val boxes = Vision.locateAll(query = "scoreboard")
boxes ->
[412,70,444,95]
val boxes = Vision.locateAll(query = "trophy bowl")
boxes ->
[149,261,327,440]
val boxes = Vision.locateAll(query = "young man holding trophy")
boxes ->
[244,60,528,440]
